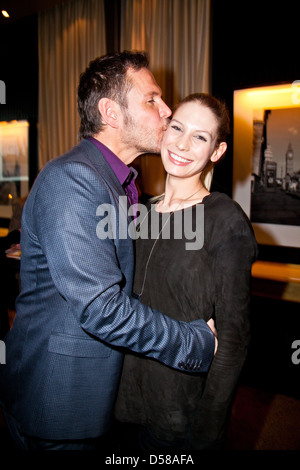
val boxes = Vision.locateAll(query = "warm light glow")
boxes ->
[247,87,294,97]
[0,120,30,187]
[1,10,10,18]
[8,194,13,199]
[236,83,300,109]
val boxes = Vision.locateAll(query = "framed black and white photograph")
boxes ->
[251,106,300,225]
[233,83,300,248]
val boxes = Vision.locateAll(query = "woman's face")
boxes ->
[161,101,225,179]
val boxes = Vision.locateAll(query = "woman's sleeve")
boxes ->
[189,221,258,448]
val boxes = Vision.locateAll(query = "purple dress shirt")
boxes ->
[88,137,138,209]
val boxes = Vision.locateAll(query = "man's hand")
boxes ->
[207,318,218,355]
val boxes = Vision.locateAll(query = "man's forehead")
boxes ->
[127,67,162,96]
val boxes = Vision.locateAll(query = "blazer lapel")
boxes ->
[79,139,132,231]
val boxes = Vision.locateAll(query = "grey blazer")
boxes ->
[0,139,214,440]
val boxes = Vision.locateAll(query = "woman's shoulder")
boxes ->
[204,191,256,240]
[204,191,248,217]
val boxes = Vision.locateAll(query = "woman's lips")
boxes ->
[168,151,192,166]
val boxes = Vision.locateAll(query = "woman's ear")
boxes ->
[210,142,227,163]
[98,98,120,128]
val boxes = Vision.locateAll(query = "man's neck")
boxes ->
[92,131,139,165]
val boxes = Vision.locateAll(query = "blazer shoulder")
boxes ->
[37,139,118,185]
[44,139,104,169]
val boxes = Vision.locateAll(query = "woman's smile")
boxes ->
[168,150,192,166]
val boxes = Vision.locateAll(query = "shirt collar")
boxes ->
[87,136,130,186]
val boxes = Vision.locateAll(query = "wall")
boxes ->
[210,0,299,263]
[210,3,300,399]
[210,0,299,195]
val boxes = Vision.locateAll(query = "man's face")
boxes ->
[120,68,171,155]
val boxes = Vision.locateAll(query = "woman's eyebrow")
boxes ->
[170,118,182,125]
[171,118,213,137]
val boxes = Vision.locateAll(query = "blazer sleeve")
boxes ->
[32,160,215,372]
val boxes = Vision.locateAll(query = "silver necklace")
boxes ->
[136,186,203,297]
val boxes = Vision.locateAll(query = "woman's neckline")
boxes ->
[153,193,212,214]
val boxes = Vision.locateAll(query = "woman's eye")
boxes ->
[195,135,207,142]
[171,125,182,132]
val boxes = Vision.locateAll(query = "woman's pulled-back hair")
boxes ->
[78,50,149,140]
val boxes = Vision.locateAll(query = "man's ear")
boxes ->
[210,142,227,163]
[98,98,120,128]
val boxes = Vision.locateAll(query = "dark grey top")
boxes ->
[115,192,258,449]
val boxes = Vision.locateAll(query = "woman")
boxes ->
[114,93,258,450]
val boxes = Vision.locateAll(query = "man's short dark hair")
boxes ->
[78,50,149,139]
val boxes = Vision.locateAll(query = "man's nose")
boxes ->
[159,100,172,119]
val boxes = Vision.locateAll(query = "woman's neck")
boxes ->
[155,175,210,213]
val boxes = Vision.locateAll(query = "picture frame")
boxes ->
[233,82,300,248]
[0,120,29,220]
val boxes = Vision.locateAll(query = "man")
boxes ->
[0,51,216,450]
